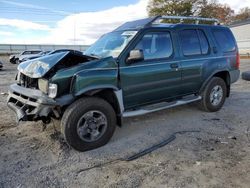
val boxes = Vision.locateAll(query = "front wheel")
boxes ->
[61,97,116,152]
[200,77,227,112]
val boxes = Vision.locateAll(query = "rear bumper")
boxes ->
[230,69,240,83]
[7,84,57,122]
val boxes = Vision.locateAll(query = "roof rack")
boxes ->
[114,16,220,31]
[149,16,220,25]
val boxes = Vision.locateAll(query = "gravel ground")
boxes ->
[0,55,250,188]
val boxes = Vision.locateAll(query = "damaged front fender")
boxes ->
[70,57,119,96]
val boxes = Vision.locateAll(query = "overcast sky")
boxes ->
[0,0,249,45]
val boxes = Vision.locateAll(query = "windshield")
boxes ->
[84,30,137,58]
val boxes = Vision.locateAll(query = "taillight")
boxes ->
[236,52,240,69]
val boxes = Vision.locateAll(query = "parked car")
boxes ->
[19,50,82,63]
[48,49,82,55]
[9,50,42,64]
[9,55,17,64]
[7,16,240,151]
[19,51,51,63]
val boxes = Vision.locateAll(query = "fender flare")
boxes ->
[74,86,124,113]
[74,87,125,126]
[199,70,230,95]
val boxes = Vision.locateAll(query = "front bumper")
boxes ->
[7,84,57,122]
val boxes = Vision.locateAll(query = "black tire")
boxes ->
[10,60,15,64]
[9,57,15,64]
[242,71,250,81]
[14,58,19,64]
[199,77,227,112]
[61,97,116,152]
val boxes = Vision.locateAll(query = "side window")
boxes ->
[135,32,173,60]
[212,29,236,52]
[198,30,209,55]
[23,51,31,55]
[31,51,41,54]
[180,30,201,56]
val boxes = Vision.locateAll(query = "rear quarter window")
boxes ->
[212,29,236,52]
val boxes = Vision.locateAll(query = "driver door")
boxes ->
[119,31,182,109]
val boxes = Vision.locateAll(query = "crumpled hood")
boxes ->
[17,52,68,78]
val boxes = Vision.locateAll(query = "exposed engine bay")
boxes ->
[16,51,97,89]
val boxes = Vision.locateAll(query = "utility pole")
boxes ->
[74,11,76,46]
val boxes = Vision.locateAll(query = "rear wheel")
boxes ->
[200,77,227,112]
[61,97,116,151]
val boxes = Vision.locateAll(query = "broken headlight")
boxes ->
[38,79,57,98]
[38,79,48,94]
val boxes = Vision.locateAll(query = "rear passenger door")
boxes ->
[178,29,211,94]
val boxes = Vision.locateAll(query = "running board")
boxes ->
[123,95,202,118]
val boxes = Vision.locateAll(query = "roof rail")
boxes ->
[149,16,220,25]
[114,16,220,31]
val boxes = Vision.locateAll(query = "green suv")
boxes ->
[7,16,240,151]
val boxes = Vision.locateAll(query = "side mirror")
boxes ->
[126,49,144,64]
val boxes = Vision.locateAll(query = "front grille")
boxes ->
[19,73,38,89]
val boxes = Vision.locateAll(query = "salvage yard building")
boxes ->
[230,18,250,55]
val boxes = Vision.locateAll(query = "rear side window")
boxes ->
[212,29,236,52]
[179,29,209,56]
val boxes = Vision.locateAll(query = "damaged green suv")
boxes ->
[7,16,240,151]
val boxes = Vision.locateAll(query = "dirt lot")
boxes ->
[0,55,250,188]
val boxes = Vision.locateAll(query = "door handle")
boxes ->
[170,63,179,69]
